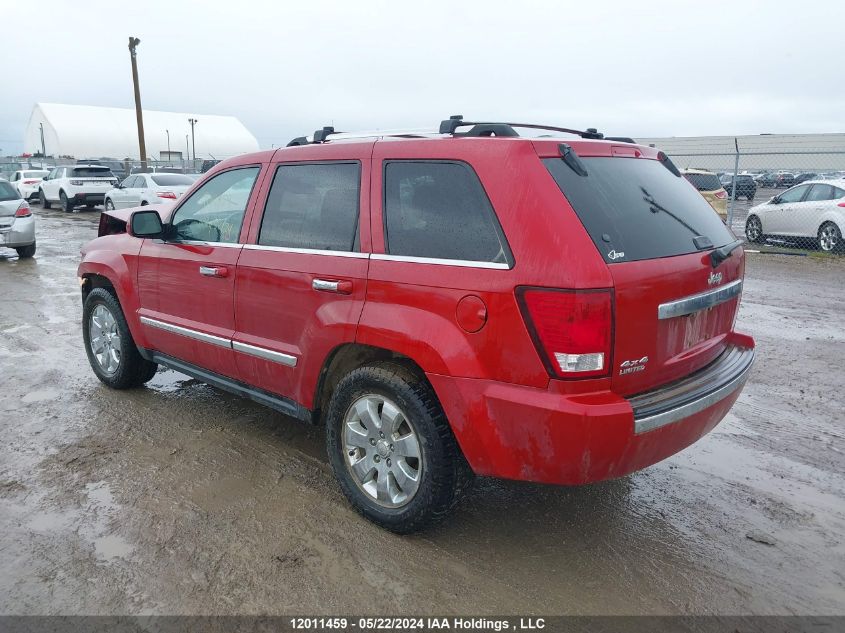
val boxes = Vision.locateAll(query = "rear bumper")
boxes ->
[72,193,106,204]
[0,216,36,248]
[428,333,754,486]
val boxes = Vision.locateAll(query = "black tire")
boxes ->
[745,215,765,244]
[817,222,842,253]
[39,189,51,209]
[60,190,73,213]
[15,242,36,258]
[325,362,473,534]
[82,287,158,389]
[140,201,148,206]
[105,198,115,211]
[85,203,95,209]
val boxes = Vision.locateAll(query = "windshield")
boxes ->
[544,157,734,263]
[0,181,20,201]
[151,174,195,186]
[72,167,114,178]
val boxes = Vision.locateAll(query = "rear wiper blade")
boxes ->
[710,239,743,268]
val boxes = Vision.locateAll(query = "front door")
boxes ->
[136,165,265,379]
[233,148,372,407]
[766,184,809,234]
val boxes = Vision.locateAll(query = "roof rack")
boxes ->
[285,115,614,146]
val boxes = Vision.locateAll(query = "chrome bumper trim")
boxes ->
[232,340,297,367]
[139,316,231,349]
[631,346,754,435]
[658,279,743,320]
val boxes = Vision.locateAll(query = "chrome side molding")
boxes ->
[232,341,297,367]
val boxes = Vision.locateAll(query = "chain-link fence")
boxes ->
[669,150,845,254]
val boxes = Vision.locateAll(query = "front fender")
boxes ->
[78,234,147,347]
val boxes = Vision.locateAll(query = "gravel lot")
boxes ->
[0,205,843,615]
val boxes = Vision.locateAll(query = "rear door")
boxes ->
[543,148,743,396]
[233,147,371,406]
[795,183,837,236]
[136,164,265,379]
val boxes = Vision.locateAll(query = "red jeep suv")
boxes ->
[78,117,754,533]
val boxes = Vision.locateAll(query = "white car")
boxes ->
[104,173,196,210]
[745,180,845,252]
[0,180,36,258]
[38,165,118,212]
[7,169,49,201]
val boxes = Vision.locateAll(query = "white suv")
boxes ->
[39,165,118,212]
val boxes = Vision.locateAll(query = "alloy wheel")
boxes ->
[89,304,121,375]
[342,394,422,508]
[819,224,840,252]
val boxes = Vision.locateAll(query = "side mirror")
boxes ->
[129,209,164,238]
[770,195,781,204]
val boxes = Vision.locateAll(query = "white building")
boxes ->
[23,103,260,161]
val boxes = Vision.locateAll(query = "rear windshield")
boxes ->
[72,167,114,178]
[0,181,19,201]
[24,171,48,178]
[150,174,195,186]
[544,157,734,263]
[684,173,722,191]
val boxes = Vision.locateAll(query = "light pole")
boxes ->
[128,37,147,170]
[39,122,46,156]
[166,129,170,160]
[188,117,198,162]
[185,135,189,169]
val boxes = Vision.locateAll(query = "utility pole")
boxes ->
[39,122,46,156]
[188,117,198,162]
[128,37,147,170]
[185,135,189,167]
[166,129,170,158]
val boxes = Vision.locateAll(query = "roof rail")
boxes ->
[285,115,614,146]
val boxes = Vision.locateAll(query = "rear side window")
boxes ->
[259,162,360,252]
[544,157,734,263]
[0,181,18,201]
[72,167,113,178]
[384,161,509,264]
[805,184,834,202]
[684,173,722,191]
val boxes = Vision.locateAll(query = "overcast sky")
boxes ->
[2,0,843,155]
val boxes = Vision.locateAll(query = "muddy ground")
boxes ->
[0,206,843,616]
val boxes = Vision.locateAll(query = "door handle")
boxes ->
[199,265,228,278]
[312,278,353,294]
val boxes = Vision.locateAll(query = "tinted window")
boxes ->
[544,157,734,263]
[151,174,195,186]
[779,185,809,203]
[805,184,834,202]
[259,163,360,251]
[72,167,113,178]
[833,187,845,199]
[171,167,260,243]
[0,181,19,201]
[684,173,722,191]
[384,161,509,264]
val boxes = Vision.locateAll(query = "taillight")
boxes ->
[70,179,83,185]
[715,190,728,199]
[156,191,177,199]
[517,288,613,379]
[14,201,31,218]
[838,201,845,208]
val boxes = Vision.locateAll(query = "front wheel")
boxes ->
[39,189,51,209]
[745,215,765,243]
[325,362,472,533]
[82,287,158,388]
[818,222,842,253]
[105,198,115,211]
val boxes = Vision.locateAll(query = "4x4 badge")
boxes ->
[619,356,649,375]
[708,271,723,286]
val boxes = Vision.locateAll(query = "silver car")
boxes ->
[0,179,36,258]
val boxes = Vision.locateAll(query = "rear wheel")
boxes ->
[325,362,472,533]
[15,242,36,258]
[818,222,842,253]
[39,189,51,209]
[745,215,765,243]
[105,198,115,211]
[60,190,73,213]
[82,287,158,389]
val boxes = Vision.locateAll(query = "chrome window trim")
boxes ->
[140,316,231,348]
[370,253,511,269]
[243,244,369,259]
[633,354,753,435]
[658,279,743,320]
[165,239,243,249]
[232,341,297,367]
